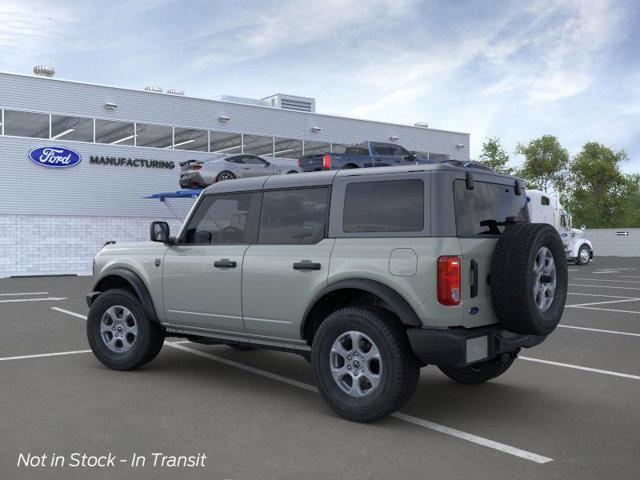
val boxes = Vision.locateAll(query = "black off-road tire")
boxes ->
[87,289,164,371]
[490,223,568,335]
[311,306,420,423]
[439,352,516,385]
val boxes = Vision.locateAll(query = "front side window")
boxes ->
[259,188,329,244]
[343,179,424,233]
[373,144,390,156]
[388,145,409,158]
[182,193,257,244]
[454,180,529,236]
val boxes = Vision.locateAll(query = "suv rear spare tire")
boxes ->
[490,223,568,335]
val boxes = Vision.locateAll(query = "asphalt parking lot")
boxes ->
[1,257,640,480]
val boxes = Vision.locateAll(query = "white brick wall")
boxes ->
[0,214,183,277]
[583,228,640,257]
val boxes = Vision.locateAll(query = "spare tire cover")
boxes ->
[490,223,568,335]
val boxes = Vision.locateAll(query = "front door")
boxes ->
[162,191,260,333]
[242,187,333,340]
[239,155,274,178]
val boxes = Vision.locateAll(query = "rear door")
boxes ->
[453,179,529,327]
[371,143,394,167]
[242,187,334,340]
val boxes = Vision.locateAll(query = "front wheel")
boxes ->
[576,245,591,265]
[438,353,516,384]
[311,306,419,423]
[216,171,236,182]
[87,289,164,371]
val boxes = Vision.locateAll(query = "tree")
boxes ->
[566,142,628,228]
[478,137,514,174]
[620,174,640,228]
[515,135,569,193]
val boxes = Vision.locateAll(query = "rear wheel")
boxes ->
[286,170,298,174]
[439,352,517,384]
[216,171,236,182]
[576,245,591,265]
[311,306,419,423]
[87,289,164,370]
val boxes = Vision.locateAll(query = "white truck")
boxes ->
[526,190,593,265]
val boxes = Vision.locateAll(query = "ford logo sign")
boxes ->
[28,146,82,168]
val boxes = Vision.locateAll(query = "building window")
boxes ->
[243,135,274,156]
[303,140,331,156]
[210,131,242,154]
[541,196,550,206]
[259,188,329,244]
[50,114,94,142]
[343,179,424,233]
[272,137,303,158]
[95,119,135,145]
[3,110,49,139]
[135,123,173,148]
[173,127,208,151]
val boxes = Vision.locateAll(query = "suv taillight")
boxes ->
[438,256,461,306]
[322,153,331,169]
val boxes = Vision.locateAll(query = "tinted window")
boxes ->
[4,110,49,138]
[343,180,424,232]
[541,196,550,205]
[226,156,244,164]
[259,188,329,244]
[243,155,267,165]
[183,193,257,244]
[388,145,408,158]
[373,144,390,156]
[454,180,529,236]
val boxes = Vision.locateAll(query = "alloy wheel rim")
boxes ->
[219,172,234,181]
[100,305,138,353]
[533,246,557,312]
[580,248,589,263]
[329,331,382,397]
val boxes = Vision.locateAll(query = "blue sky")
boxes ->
[1,0,639,171]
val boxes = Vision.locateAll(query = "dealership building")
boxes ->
[0,68,470,277]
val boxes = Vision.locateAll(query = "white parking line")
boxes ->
[0,297,67,304]
[567,305,640,315]
[166,342,553,464]
[568,292,638,299]
[51,307,88,319]
[569,284,640,291]
[41,308,553,464]
[520,357,640,381]
[572,278,640,284]
[0,349,91,362]
[558,325,640,337]
[567,298,640,308]
[0,292,49,296]
[618,275,640,280]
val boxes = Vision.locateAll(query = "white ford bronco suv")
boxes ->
[87,163,568,422]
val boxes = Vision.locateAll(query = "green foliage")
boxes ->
[515,135,569,193]
[478,137,514,174]
[566,142,630,228]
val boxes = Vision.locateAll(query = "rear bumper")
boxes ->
[407,325,547,368]
[179,172,206,188]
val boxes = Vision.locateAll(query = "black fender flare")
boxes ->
[301,278,422,339]
[88,268,159,322]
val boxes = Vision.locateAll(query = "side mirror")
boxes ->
[150,221,170,243]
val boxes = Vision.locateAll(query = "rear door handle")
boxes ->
[293,260,321,271]
[470,259,478,298]
[214,258,237,268]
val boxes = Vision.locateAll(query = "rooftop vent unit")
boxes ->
[33,65,55,78]
[167,88,185,96]
[217,95,270,107]
[144,85,163,93]
[262,93,316,113]
[414,122,429,128]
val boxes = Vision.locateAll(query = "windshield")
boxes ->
[454,180,529,236]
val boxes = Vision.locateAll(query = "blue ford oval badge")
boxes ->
[28,146,82,168]
[469,307,479,315]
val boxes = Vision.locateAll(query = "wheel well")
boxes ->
[95,275,136,296]
[342,163,359,169]
[302,288,400,345]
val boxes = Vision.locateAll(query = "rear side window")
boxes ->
[259,188,329,244]
[343,180,424,232]
[454,180,529,236]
